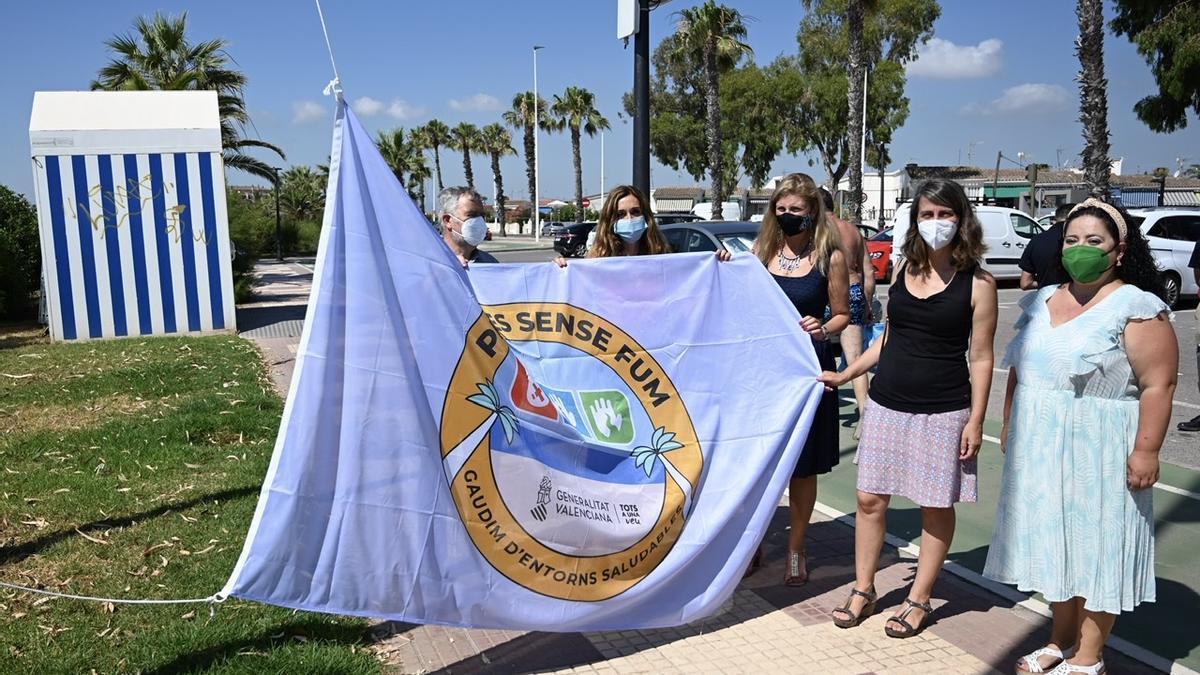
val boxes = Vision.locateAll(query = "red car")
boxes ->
[866,228,894,282]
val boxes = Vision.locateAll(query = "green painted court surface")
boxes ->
[819,399,1200,672]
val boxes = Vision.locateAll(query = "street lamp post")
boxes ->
[633,0,651,199]
[271,166,283,262]
[533,45,544,242]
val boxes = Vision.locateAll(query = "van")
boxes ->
[888,203,1044,280]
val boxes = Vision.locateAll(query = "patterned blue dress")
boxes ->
[983,283,1172,614]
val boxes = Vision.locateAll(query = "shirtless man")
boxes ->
[820,188,875,439]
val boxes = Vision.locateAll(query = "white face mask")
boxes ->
[917,218,958,251]
[451,214,488,247]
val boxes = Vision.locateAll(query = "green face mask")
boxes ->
[1061,244,1115,283]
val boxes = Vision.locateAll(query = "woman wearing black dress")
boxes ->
[754,173,850,584]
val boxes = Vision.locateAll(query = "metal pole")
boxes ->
[992,151,1002,206]
[633,0,651,200]
[878,148,886,229]
[533,45,543,242]
[600,131,605,210]
[272,167,283,261]
[860,68,868,175]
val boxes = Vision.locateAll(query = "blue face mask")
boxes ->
[614,216,646,242]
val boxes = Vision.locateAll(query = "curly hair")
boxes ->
[755,173,839,275]
[1063,204,1166,301]
[587,185,670,258]
[901,179,986,273]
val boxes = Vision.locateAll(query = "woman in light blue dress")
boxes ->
[984,199,1178,675]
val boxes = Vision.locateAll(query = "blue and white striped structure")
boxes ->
[30,91,236,341]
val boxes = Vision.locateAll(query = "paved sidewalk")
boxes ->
[234,260,1170,675]
[478,232,556,253]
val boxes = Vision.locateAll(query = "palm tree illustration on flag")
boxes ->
[632,427,694,516]
[441,380,517,482]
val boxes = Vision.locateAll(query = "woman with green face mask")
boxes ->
[983,199,1178,675]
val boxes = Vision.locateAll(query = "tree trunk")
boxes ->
[492,152,507,236]
[523,122,536,235]
[706,38,724,221]
[433,143,444,192]
[571,125,583,223]
[1076,0,1111,198]
[462,146,474,190]
[845,0,865,224]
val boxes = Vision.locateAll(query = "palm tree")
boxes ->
[548,87,610,223]
[479,124,516,237]
[406,127,433,214]
[844,0,867,224]
[91,12,284,183]
[450,123,481,190]
[670,1,751,221]
[377,128,429,211]
[1076,0,1111,197]
[503,92,548,234]
[418,119,452,192]
[278,165,325,222]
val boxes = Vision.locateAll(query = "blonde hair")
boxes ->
[587,185,670,258]
[756,173,838,274]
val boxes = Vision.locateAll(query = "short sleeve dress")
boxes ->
[983,283,1173,614]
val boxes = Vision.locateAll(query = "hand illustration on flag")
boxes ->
[220,96,823,631]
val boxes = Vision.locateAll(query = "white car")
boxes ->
[1127,207,1200,307]
[888,203,1043,281]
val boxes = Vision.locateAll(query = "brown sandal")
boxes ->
[783,549,808,586]
[884,598,933,638]
[831,585,877,628]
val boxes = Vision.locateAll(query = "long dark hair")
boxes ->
[1063,204,1166,301]
[902,179,986,273]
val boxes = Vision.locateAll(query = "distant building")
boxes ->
[229,184,272,202]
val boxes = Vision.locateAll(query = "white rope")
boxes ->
[0,580,222,614]
[314,0,343,97]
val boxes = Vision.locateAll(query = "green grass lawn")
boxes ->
[0,335,380,674]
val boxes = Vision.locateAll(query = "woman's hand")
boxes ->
[816,370,846,392]
[715,248,732,262]
[553,256,569,268]
[1127,451,1159,490]
[959,419,983,460]
[799,316,826,340]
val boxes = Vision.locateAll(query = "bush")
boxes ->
[0,186,40,319]
[296,219,322,254]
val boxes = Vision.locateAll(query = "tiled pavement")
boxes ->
[238,260,1166,675]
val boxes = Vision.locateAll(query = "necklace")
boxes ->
[777,243,812,274]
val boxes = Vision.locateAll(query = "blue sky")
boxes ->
[2,1,1198,202]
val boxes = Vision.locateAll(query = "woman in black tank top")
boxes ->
[818,179,998,637]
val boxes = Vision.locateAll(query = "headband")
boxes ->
[1068,198,1127,241]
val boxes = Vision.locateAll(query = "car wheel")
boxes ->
[1161,271,1181,308]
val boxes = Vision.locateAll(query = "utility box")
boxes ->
[29,91,236,342]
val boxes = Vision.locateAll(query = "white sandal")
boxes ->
[1016,646,1074,673]
[1045,660,1105,675]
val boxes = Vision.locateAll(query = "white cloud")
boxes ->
[352,96,385,116]
[960,83,1071,116]
[386,99,428,120]
[908,38,1003,79]
[447,93,503,113]
[291,100,327,124]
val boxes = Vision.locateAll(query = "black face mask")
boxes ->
[778,213,814,236]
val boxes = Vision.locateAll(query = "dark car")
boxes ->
[655,212,704,226]
[660,220,760,254]
[553,222,597,257]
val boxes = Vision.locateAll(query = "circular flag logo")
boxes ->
[439,303,702,601]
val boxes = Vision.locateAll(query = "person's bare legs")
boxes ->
[840,323,868,438]
[1018,599,1081,671]
[787,475,817,582]
[888,506,955,632]
[834,490,890,620]
[1069,606,1115,667]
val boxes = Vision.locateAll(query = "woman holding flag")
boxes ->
[753,173,850,585]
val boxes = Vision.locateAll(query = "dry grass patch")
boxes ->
[0,394,159,435]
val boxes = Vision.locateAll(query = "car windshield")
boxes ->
[717,232,758,253]
[870,229,892,242]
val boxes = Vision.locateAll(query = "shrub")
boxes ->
[0,186,41,319]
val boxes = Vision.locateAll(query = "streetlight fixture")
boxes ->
[533,45,545,243]
[271,166,283,262]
